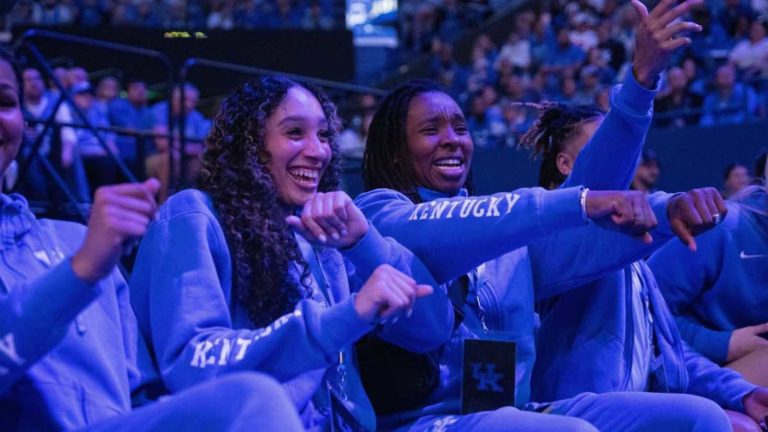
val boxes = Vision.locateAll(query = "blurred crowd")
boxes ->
[422,0,768,148]
[15,65,211,204]
[6,0,340,30]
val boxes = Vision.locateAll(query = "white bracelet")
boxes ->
[580,187,589,223]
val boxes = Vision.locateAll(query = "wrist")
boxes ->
[632,64,658,89]
[70,251,102,284]
[580,187,590,223]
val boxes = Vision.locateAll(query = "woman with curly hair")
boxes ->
[129,75,452,430]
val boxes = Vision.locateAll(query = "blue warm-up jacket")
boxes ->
[650,186,768,365]
[529,72,758,411]
[129,189,452,431]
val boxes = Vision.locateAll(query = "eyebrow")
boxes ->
[277,115,328,127]
[418,113,465,126]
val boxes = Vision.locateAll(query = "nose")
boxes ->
[439,127,462,149]
[303,134,330,161]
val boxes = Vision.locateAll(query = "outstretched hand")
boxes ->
[585,190,658,244]
[743,387,768,426]
[354,264,434,324]
[631,0,703,88]
[286,191,369,249]
[666,187,727,252]
[72,178,160,283]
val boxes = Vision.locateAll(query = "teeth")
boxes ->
[288,168,319,183]
[434,158,463,167]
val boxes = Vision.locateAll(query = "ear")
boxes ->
[556,152,574,177]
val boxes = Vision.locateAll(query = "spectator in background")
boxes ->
[71,82,118,194]
[31,0,74,24]
[148,83,211,201]
[94,75,120,120]
[429,41,467,97]
[728,18,768,77]
[207,1,234,30]
[263,0,303,29]
[681,56,708,95]
[338,94,377,158]
[301,1,334,30]
[109,78,156,176]
[77,0,106,26]
[541,27,587,77]
[495,29,531,71]
[21,67,88,202]
[67,66,88,90]
[596,20,627,73]
[718,0,756,38]
[569,12,599,52]
[572,65,601,105]
[631,150,661,193]
[722,163,751,198]
[700,63,758,126]
[655,66,704,127]
[467,90,505,148]
[49,66,69,94]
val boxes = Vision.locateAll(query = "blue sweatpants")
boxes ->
[81,373,304,432]
[399,392,732,432]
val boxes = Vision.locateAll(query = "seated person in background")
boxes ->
[0,50,305,432]
[650,185,768,391]
[129,75,453,431]
[728,18,768,77]
[108,78,156,177]
[700,64,758,126]
[71,82,119,194]
[723,163,751,199]
[147,83,210,201]
[655,66,703,127]
[631,149,661,193]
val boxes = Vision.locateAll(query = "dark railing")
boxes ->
[13,29,175,221]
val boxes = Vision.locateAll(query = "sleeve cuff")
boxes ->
[648,191,679,238]
[693,327,733,365]
[340,224,391,277]
[612,65,660,115]
[317,295,374,352]
[29,258,101,327]
[537,187,587,234]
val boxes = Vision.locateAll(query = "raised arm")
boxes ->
[563,0,702,190]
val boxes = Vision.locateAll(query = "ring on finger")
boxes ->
[712,213,721,224]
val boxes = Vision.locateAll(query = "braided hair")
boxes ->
[197,75,342,327]
[363,79,473,202]
[517,102,604,189]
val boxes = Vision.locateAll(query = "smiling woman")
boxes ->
[129,75,453,431]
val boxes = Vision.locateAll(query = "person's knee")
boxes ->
[680,396,732,432]
[215,372,285,402]
[725,409,761,432]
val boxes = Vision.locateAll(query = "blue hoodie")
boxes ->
[649,186,768,365]
[354,185,680,429]
[352,70,680,429]
[529,73,758,411]
[129,189,453,431]
[0,194,139,430]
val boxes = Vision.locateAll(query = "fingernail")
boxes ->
[331,233,340,241]
[318,234,327,243]
[341,229,348,237]
[407,308,413,318]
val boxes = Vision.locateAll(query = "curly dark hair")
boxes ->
[197,75,342,327]
[363,79,473,203]
[517,102,603,190]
